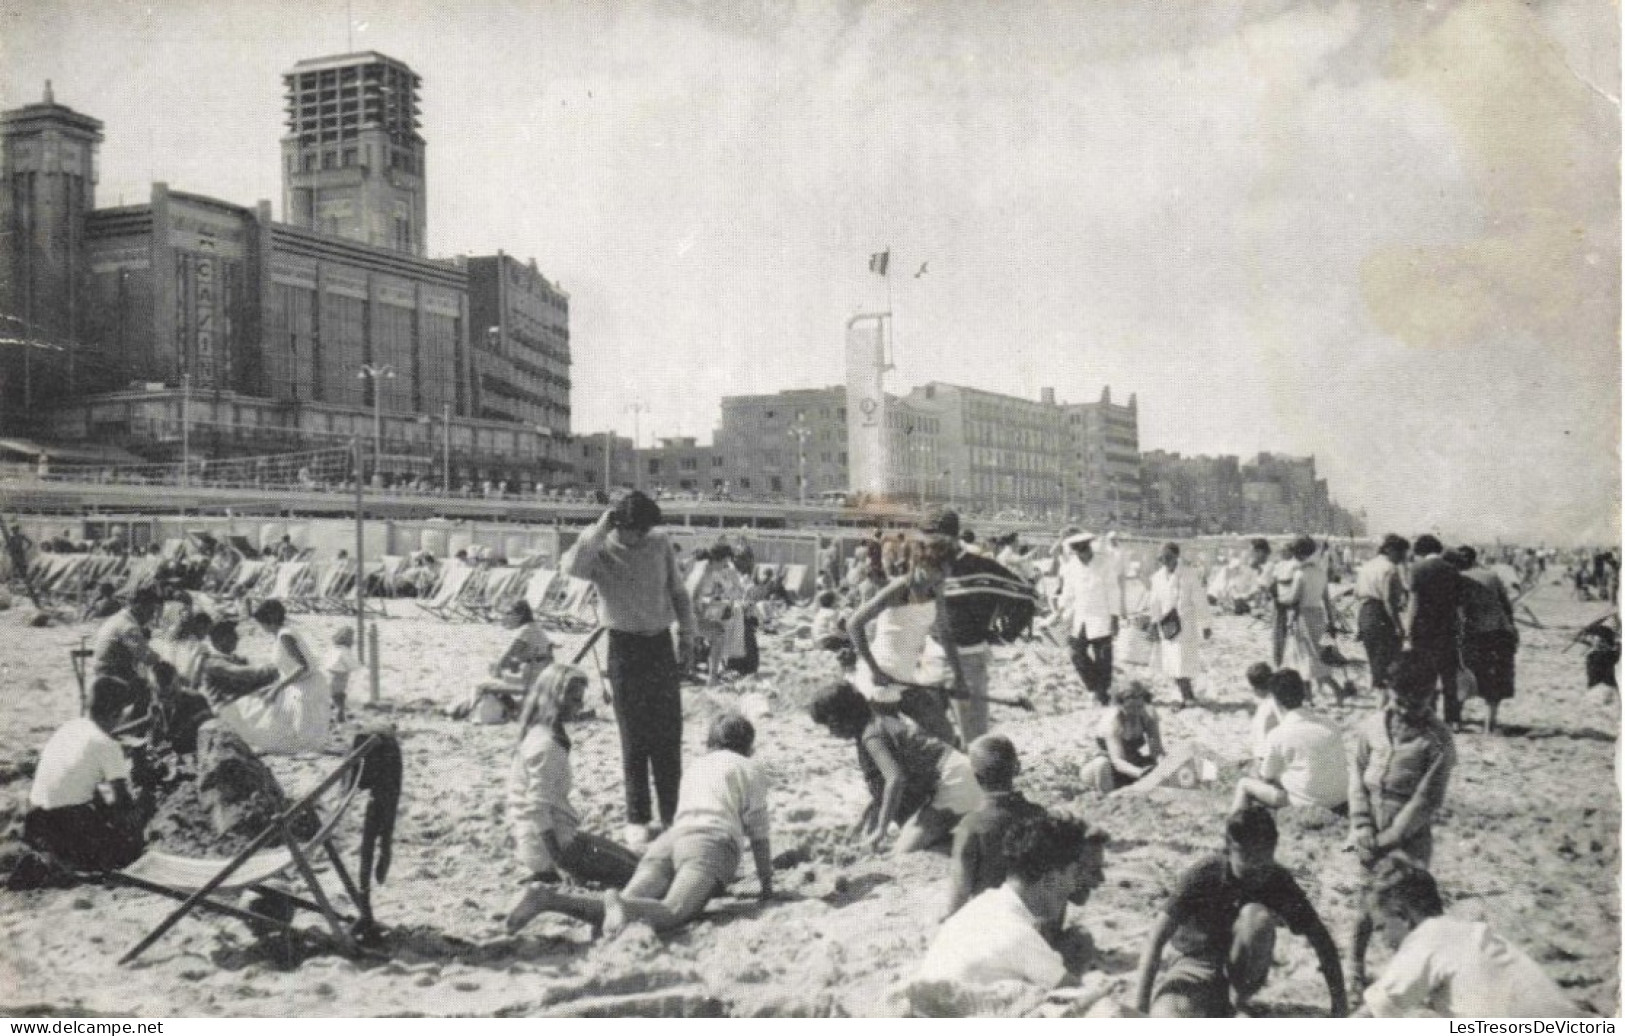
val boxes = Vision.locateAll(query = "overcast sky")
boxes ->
[2,0,1618,543]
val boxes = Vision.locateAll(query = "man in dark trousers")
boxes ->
[1405,535,1464,727]
[561,491,697,849]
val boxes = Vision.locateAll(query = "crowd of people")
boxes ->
[10,490,1609,1017]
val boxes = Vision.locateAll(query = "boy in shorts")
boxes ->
[1134,806,1347,1018]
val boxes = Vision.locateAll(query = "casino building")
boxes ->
[0,55,574,491]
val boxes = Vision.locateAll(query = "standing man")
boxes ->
[1405,535,1465,728]
[1058,531,1124,706]
[1268,541,1299,668]
[920,509,1032,742]
[1454,546,1519,734]
[1354,535,1409,693]
[561,491,697,848]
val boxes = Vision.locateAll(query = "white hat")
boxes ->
[1064,531,1096,549]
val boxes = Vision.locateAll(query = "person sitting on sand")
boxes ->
[1134,806,1348,1018]
[507,711,774,936]
[945,734,1048,919]
[914,812,1108,994]
[1079,681,1165,795]
[194,620,280,709]
[504,664,642,933]
[811,681,984,854]
[156,610,214,690]
[490,600,555,691]
[91,586,164,681]
[81,581,121,622]
[810,590,848,651]
[1243,662,1281,771]
[1347,650,1457,994]
[847,532,965,746]
[22,677,149,872]
[212,600,331,755]
[1354,857,1578,1017]
[1232,669,1348,814]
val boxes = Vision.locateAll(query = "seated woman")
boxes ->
[509,712,774,936]
[23,677,149,871]
[1080,681,1165,794]
[811,680,984,854]
[505,664,643,933]
[156,610,214,689]
[464,601,556,719]
[213,600,332,755]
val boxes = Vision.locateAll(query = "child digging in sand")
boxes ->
[505,664,641,933]
[810,680,984,854]
[508,711,773,937]
[944,734,1047,918]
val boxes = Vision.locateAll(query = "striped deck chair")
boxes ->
[376,555,407,598]
[539,576,599,632]
[476,566,530,620]
[523,568,559,612]
[264,561,313,606]
[780,564,810,601]
[108,734,390,965]
[416,560,475,619]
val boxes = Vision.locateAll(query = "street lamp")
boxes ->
[415,402,453,495]
[787,418,811,506]
[356,364,396,481]
[625,402,648,489]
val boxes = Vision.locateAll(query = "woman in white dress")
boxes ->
[215,599,332,754]
[847,533,964,746]
[686,543,748,684]
[1146,542,1212,709]
[1279,535,1344,703]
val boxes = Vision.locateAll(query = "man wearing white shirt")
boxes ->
[1356,862,1578,1018]
[1059,533,1124,706]
[23,678,147,871]
[913,813,1107,991]
[1232,669,1348,813]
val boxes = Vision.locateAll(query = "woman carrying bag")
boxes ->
[1146,542,1211,710]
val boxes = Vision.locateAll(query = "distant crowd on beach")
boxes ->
[7,493,1614,1017]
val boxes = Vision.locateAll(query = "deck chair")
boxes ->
[108,734,388,965]
[473,567,528,621]
[416,560,474,619]
[780,564,809,601]
[523,568,559,613]
[540,577,599,632]
[375,556,407,598]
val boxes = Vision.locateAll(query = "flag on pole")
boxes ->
[869,250,890,277]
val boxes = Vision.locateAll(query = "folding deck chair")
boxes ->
[539,577,599,632]
[107,734,388,965]
[523,567,559,613]
[416,560,474,619]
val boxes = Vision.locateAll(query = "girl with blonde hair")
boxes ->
[505,663,641,933]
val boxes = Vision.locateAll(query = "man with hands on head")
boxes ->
[561,491,697,850]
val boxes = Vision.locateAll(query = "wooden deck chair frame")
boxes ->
[416,561,474,619]
[108,734,384,966]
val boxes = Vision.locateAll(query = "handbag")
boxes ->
[1158,609,1183,642]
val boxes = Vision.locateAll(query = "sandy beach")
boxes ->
[0,578,1616,1017]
